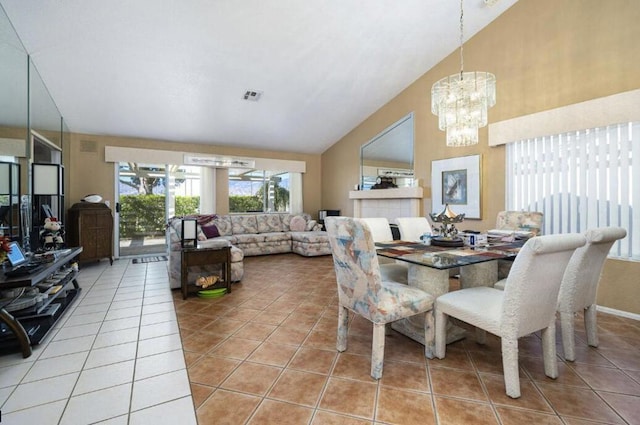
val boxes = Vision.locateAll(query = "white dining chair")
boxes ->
[396,217,432,242]
[435,233,586,398]
[325,217,435,378]
[558,227,627,361]
[359,217,408,284]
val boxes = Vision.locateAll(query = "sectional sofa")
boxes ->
[167,212,331,289]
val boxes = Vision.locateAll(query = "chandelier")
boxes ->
[431,0,496,147]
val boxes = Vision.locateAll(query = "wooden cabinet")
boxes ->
[66,203,113,264]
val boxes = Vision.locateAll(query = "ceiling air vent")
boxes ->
[242,90,263,101]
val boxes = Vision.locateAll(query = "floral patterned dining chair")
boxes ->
[324,216,435,379]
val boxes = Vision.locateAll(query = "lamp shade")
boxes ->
[33,163,62,195]
[181,218,197,248]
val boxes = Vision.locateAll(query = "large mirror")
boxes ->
[0,5,28,160]
[30,57,63,154]
[0,6,65,248]
[360,112,414,190]
[0,5,27,242]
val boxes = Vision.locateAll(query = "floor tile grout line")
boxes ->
[185,286,338,422]
[56,258,133,425]
[0,264,118,415]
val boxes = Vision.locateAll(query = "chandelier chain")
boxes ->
[459,0,464,79]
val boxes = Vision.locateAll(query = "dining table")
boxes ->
[375,239,525,345]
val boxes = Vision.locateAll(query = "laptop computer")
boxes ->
[5,242,44,276]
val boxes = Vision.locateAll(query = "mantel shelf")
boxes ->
[349,187,423,200]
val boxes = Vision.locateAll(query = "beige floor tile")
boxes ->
[319,377,377,420]
[209,336,261,360]
[536,382,625,423]
[380,360,430,392]
[247,342,298,367]
[220,362,282,396]
[480,373,553,412]
[234,322,277,341]
[248,399,314,424]
[376,387,435,424]
[430,367,488,401]
[332,352,375,382]
[311,411,373,425]
[268,369,328,406]
[196,389,261,424]
[289,347,337,375]
[495,406,563,425]
[188,356,240,387]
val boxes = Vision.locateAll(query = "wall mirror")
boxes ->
[0,6,65,248]
[30,58,63,152]
[0,5,28,160]
[360,112,414,190]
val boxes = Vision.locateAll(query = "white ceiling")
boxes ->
[0,0,517,155]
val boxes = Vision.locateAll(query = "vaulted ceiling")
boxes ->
[1,0,518,154]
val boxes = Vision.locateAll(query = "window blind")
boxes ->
[506,122,639,260]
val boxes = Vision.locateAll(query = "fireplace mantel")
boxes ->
[349,187,423,200]
[349,187,423,221]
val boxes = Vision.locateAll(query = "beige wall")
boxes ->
[66,133,322,218]
[321,0,640,314]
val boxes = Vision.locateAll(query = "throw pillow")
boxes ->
[305,219,318,231]
[289,215,306,232]
[201,224,220,239]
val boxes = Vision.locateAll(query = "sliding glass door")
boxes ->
[115,163,202,257]
[116,163,168,257]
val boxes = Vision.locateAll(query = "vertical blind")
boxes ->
[506,121,639,260]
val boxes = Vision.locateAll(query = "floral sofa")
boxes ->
[167,213,331,289]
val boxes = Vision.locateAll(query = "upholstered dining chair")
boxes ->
[359,217,408,284]
[494,210,544,279]
[325,216,435,379]
[495,210,544,236]
[435,233,586,398]
[396,217,432,242]
[558,227,627,361]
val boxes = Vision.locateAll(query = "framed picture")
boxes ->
[431,154,481,219]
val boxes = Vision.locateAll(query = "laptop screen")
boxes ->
[6,241,28,267]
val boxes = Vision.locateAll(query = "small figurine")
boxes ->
[40,217,65,251]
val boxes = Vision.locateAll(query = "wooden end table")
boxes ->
[180,245,231,300]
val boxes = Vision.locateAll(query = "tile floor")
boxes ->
[1,253,640,424]
[177,254,640,425]
[0,258,196,424]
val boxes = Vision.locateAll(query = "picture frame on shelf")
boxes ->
[431,154,481,219]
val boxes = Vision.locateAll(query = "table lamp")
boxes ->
[181,218,197,248]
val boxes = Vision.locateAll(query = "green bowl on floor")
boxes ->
[197,288,227,298]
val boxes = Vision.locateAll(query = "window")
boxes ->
[228,168,291,213]
[506,121,639,260]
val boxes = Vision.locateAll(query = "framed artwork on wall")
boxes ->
[431,154,481,219]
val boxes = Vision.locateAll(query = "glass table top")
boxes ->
[375,240,524,270]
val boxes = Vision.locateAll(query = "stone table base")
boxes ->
[390,260,499,346]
